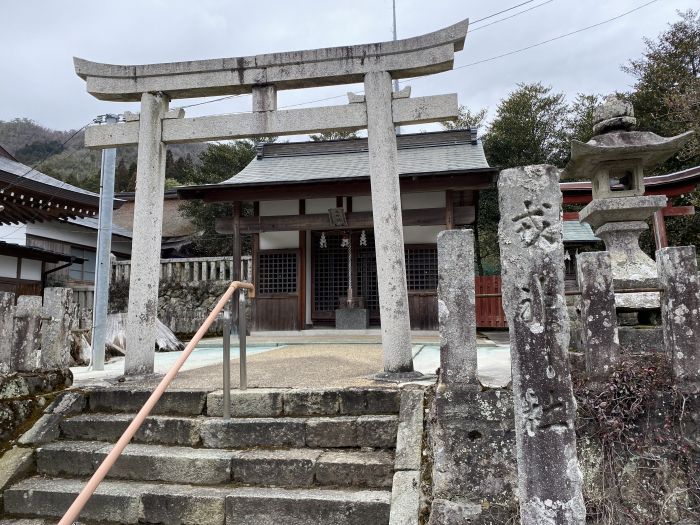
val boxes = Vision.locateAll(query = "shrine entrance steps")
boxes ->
[2,387,401,525]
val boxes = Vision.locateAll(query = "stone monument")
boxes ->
[562,95,693,310]
[498,165,586,524]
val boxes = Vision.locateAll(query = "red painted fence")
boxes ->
[475,275,508,328]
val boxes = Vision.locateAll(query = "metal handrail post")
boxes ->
[239,289,247,390]
[222,302,231,419]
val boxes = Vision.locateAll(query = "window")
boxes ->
[68,246,96,282]
[258,251,297,294]
[405,247,438,291]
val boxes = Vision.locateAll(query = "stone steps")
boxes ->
[60,413,399,448]
[3,477,391,525]
[2,386,402,524]
[36,441,394,488]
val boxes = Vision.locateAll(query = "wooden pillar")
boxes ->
[15,257,22,294]
[652,209,668,250]
[232,202,242,281]
[252,202,260,292]
[231,201,242,329]
[350,231,359,305]
[298,199,306,330]
[445,190,455,229]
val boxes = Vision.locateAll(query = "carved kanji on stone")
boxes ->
[498,165,585,524]
[512,200,557,247]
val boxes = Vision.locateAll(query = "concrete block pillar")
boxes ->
[498,165,585,524]
[125,92,169,375]
[12,296,43,372]
[437,229,478,386]
[576,251,620,378]
[657,246,700,392]
[364,71,415,377]
[0,292,16,373]
[40,287,74,369]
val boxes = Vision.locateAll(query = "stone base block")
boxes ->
[335,308,370,329]
[618,326,664,354]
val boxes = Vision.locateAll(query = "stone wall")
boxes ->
[425,357,700,524]
[0,370,72,448]
[109,279,232,338]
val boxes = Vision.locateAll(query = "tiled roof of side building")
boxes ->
[0,156,98,199]
[66,216,133,239]
[563,221,599,243]
[221,130,491,186]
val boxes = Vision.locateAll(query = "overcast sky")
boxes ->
[0,0,695,133]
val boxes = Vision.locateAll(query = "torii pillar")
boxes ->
[365,72,415,377]
[125,92,169,375]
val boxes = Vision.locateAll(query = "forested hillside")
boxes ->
[0,118,206,191]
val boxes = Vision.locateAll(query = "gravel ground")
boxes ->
[157,344,392,389]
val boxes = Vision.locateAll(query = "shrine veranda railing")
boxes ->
[112,256,253,284]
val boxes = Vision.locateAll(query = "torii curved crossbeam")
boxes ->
[74,18,469,101]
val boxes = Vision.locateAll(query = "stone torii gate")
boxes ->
[75,18,469,377]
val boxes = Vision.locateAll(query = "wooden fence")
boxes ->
[475,275,507,328]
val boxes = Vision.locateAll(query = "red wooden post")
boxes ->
[652,209,668,250]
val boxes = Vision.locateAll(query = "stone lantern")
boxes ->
[562,95,693,308]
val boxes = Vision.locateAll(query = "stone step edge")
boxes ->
[4,477,391,525]
[3,476,391,519]
[60,413,399,450]
[86,387,401,417]
[5,476,393,501]
[36,441,395,488]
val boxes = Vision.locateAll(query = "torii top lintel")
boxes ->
[74,18,469,102]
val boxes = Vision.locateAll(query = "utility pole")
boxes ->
[392,0,402,135]
[91,114,118,371]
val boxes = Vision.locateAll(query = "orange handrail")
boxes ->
[58,280,255,525]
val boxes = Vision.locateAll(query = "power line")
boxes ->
[470,0,539,25]
[455,0,660,70]
[469,0,554,33]
[166,1,548,114]
[178,94,242,109]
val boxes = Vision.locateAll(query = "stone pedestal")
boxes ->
[364,71,415,376]
[334,308,369,330]
[429,388,516,524]
[580,195,667,310]
[498,165,585,524]
[125,92,169,376]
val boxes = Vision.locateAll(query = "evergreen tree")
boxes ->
[115,159,130,192]
[623,9,700,171]
[179,141,257,256]
[483,82,570,169]
[309,130,358,141]
[442,106,488,130]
